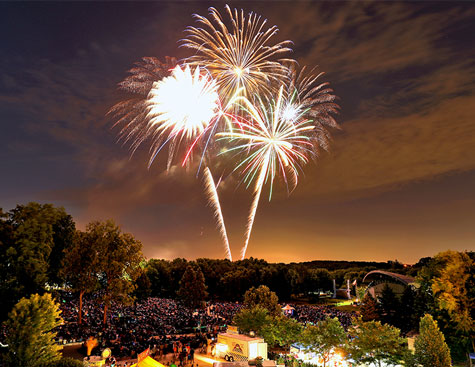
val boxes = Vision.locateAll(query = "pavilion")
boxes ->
[363,270,415,298]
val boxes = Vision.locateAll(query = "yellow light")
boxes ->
[249,343,258,359]
[147,65,220,141]
[195,354,221,365]
[234,67,243,78]
[281,104,299,122]
[216,343,228,353]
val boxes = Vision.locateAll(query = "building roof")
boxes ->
[363,270,415,285]
[218,333,264,342]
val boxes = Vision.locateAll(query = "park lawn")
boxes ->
[335,304,361,312]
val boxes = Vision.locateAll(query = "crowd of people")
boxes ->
[3,293,355,361]
[57,294,242,359]
[292,304,356,330]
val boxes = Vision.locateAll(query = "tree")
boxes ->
[87,220,143,325]
[414,314,452,367]
[348,317,406,367]
[243,285,281,317]
[134,269,152,301]
[360,293,380,321]
[197,258,233,299]
[4,293,62,367]
[233,306,270,335]
[220,268,255,300]
[431,251,474,353]
[285,268,302,296]
[261,316,303,348]
[356,286,366,302]
[47,212,76,286]
[0,203,74,320]
[397,286,417,333]
[302,317,347,367]
[301,268,333,295]
[169,258,189,297]
[378,283,399,326]
[146,259,172,297]
[177,264,208,309]
[61,230,100,325]
[0,208,17,321]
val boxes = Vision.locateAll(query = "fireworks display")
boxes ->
[182,5,293,102]
[219,86,325,259]
[146,65,221,167]
[111,5,339,260]
[109,57,177,160]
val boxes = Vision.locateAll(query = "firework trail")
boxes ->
[182,5,294,103]
[240,155,268,260]
[204,167,232,261]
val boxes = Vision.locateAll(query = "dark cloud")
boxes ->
[295,94,475,200]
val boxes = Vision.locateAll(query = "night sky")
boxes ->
[1,1,474,263]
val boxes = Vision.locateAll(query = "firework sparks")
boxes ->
[146,65,237,260]
[220,87,315,194]
[182,5,294,102]
[204,167,232,261]
[108,56,177,158]
[284,64,340,130]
